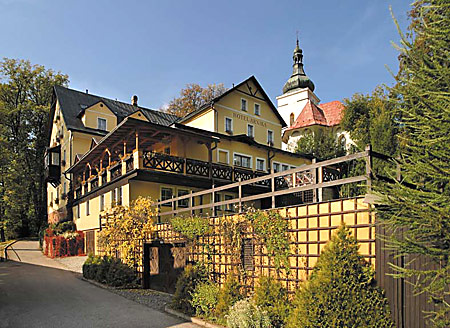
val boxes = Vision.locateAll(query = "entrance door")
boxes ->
[143,242,186,293]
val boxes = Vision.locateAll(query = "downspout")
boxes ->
[211,101,218,132]
[267,149,275,173]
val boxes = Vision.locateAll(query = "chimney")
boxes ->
[132,95,138,106]
[86,89,89,94]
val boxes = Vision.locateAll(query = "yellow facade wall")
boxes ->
[81,102,117,131]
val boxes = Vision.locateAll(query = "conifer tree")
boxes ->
[287,225,393,328]
[376,1,450,326]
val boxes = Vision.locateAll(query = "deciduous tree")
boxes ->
[162,83,227,117]
[0,59,68,239]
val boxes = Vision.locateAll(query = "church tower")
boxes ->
[276,39,320,145]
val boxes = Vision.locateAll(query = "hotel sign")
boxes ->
[232,113,267,127]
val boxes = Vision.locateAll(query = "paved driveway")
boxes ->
[0,241,198,328]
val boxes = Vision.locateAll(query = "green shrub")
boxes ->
[287,225,394,328]
[226,298,271,328]
[190,281,220,318]
[216,274,243,317]
[82,253,102,280]
[253,276,290,328]
[106,258,138,287]
[82,254,137,287]
[172,263,208,315]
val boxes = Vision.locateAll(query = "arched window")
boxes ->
[290,113,295,126]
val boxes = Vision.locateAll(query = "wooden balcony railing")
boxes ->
[153,146,380,220]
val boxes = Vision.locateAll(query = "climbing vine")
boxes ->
[171,215,211,242]
[244,209,290,273]
[97,196,156,269]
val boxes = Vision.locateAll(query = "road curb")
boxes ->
[164,305,226,328]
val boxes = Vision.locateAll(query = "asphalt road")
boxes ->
[0,241,199,328]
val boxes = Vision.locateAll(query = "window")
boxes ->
[247,124,254,138]
[178,189,189,208]
[86,200,90,216]
[225,117,233,133]
[224,195,234,212]
[234,154,251,168]
[117,187,122,205]
[100,194,105,211]
[97,118,107,131]
[164,147,170,154]
[214,193,222,212]
[290,113,295,126]
[218,149,229,164]
[161,188,173,207]
[282,164,289,171]
[241,98,247,111]
[51,152,60,166]
[254,103,260,116]
[76,204,80,219]
[267,130,274,145]
[63,150,66,166]
[111,187,122,205]
[63,182,67,195]
[256,158,265,171]
[273,162,280,173]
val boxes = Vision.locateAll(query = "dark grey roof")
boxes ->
[53,86,178,134]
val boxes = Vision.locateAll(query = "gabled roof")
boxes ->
[177,76,287,128]
[52,86,178,135]
[287,100,344,130]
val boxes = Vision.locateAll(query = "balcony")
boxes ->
[142,151,267,184]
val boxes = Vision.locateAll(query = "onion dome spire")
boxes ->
[283,38,315,94]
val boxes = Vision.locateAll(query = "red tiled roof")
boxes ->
[287,100,344,130]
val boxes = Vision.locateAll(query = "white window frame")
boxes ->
[177,189,189,208]
[254,103,261,116]
[233,152,253,169]
[241,98,248,111]
[267,130,274,145]
[272,161,281,173]
[76,203,80,219]
[100,194,105,212]
[224,116,233,133]
[282,164,289,172]
[217,149,230,164]
[247,124,254,138]
[256,157,266,171]
[160,186,173,207]
[224,194,234,212]
[97,117,107,131]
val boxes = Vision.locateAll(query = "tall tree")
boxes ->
[162,83,227,117]
[294,129,346,161]
[377,1,450,326]
[0,58,68,239]
[341,86,399,157]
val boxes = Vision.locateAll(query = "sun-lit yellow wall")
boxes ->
[81,102,117,131]
[213,138,309,171]
[128,110,149,121]
[185,109,215,132]
[182,79,283,148]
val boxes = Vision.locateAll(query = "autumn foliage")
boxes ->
[97,196,156,269]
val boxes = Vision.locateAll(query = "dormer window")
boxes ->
[97,118,107,131]
[241,98,247,111]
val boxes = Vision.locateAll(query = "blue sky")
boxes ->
[0,0,411,108]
